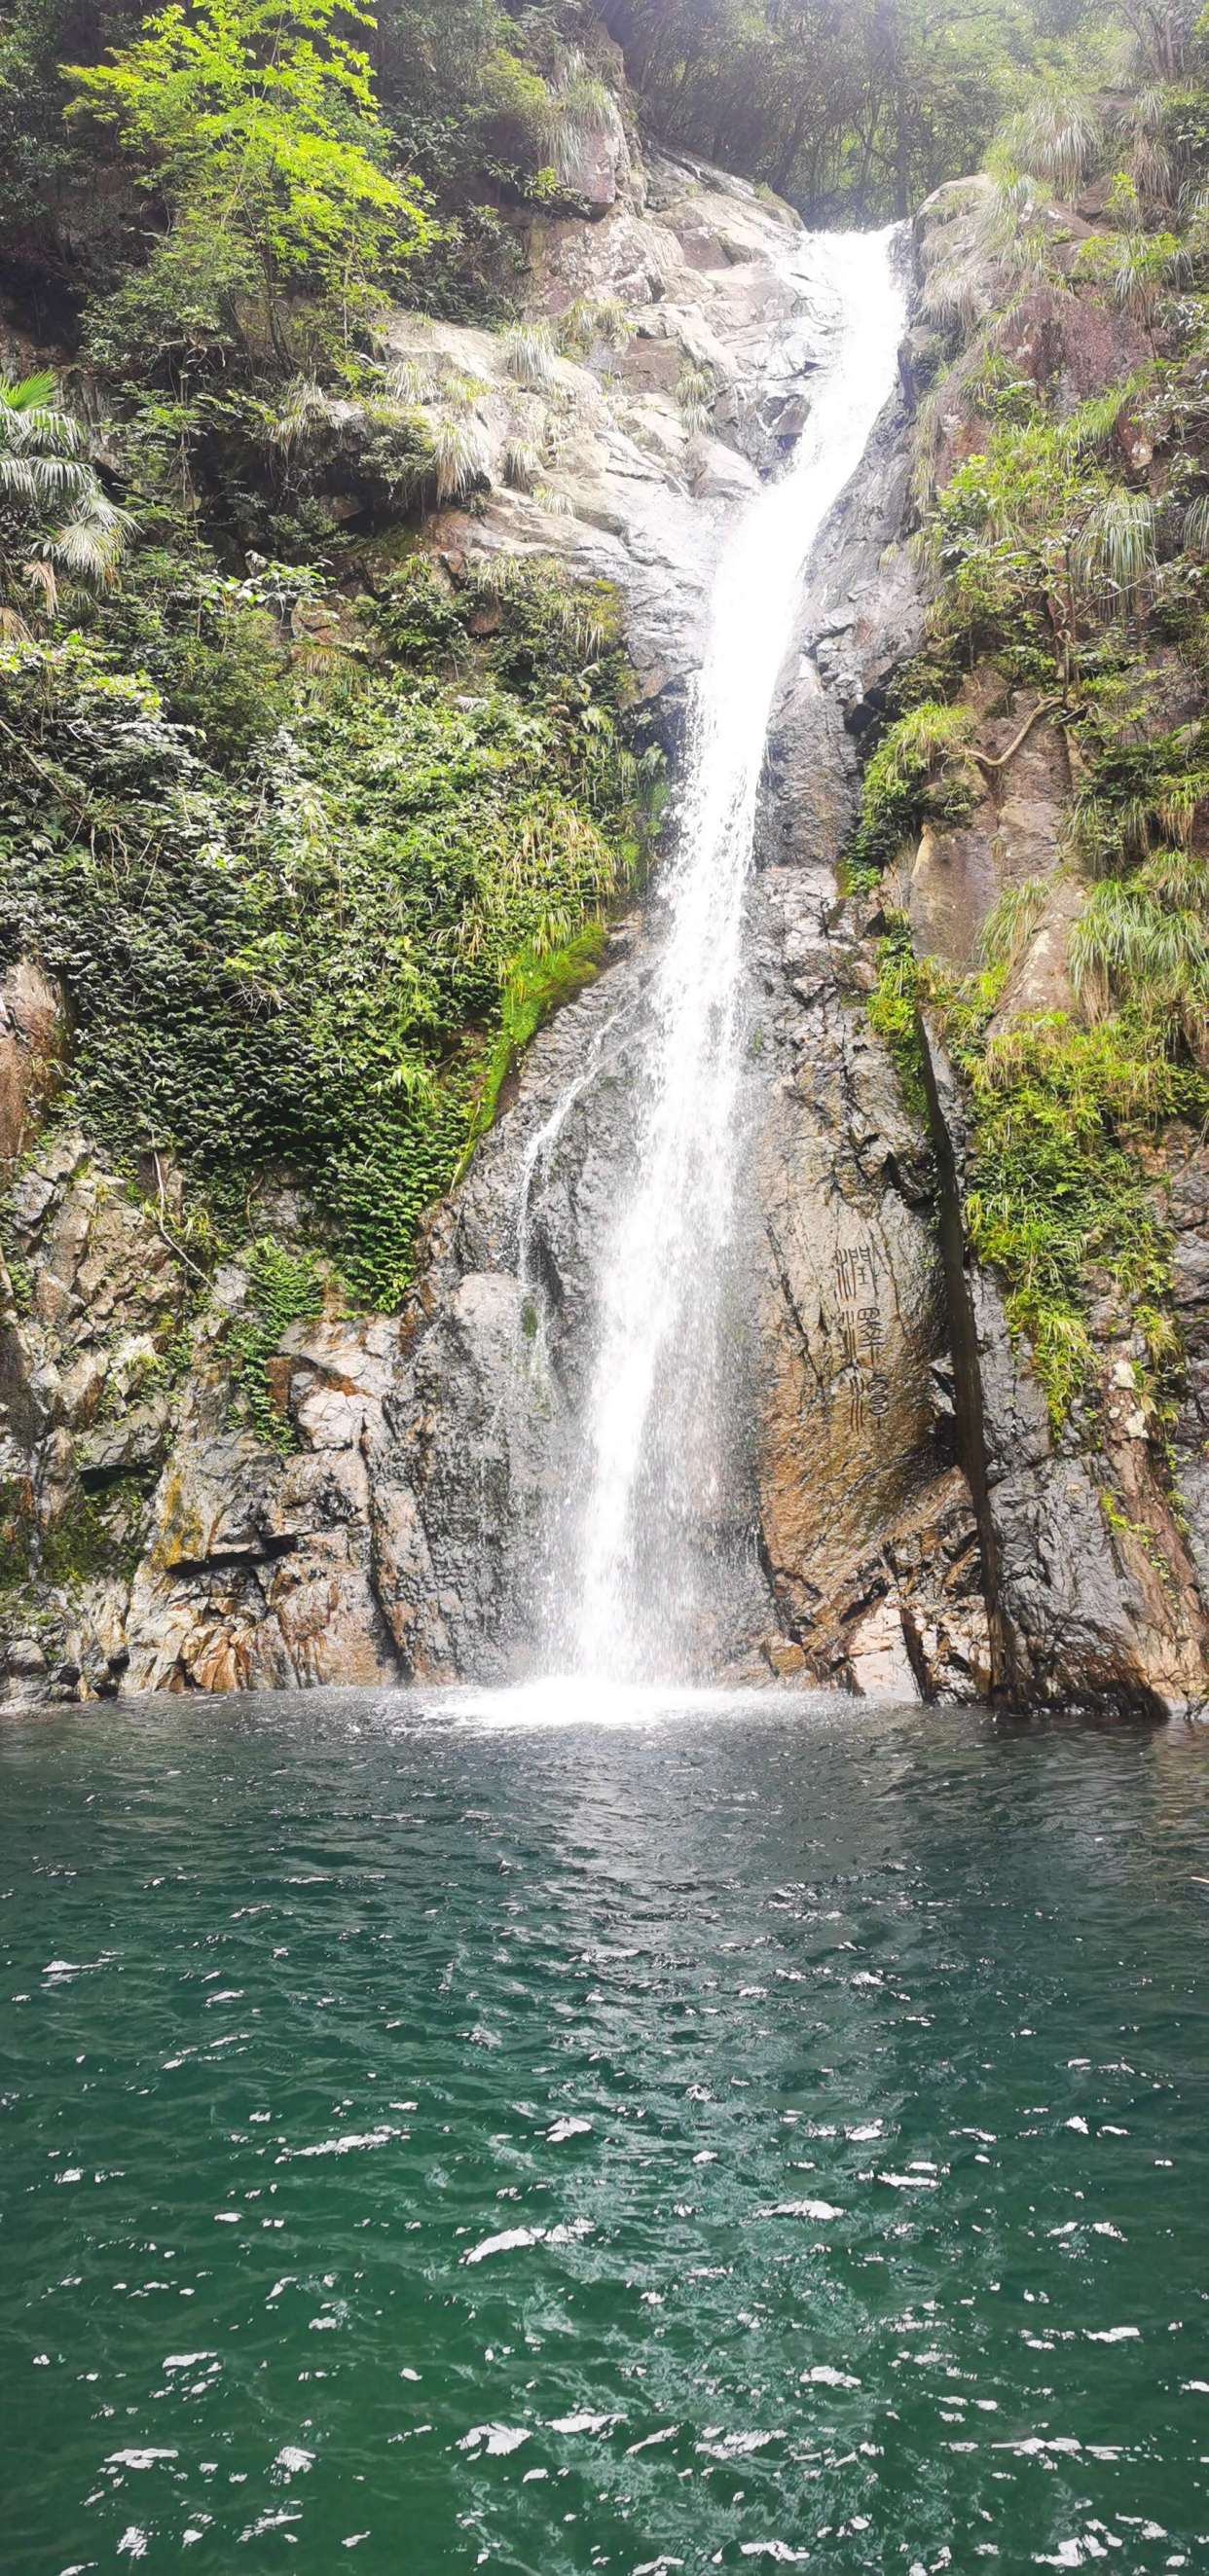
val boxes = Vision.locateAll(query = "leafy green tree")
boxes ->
[598,0,1082,219]
[66,0,434,367]
[0,371,128,629]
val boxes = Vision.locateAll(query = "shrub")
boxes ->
[956,1007,1205,1423]
[846,700,978,881]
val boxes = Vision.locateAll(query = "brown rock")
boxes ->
[0,959,65,1167]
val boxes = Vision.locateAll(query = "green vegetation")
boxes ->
[232,1238,323,1444]
[865,909,1207,1425]
[0,7,676,1378]
[846,700,978,882]
[598,0,1087,222]
[0,1,640,345]
[924,406,1159,680]
[458,926,605,1176]
[0,1470,153,1608]
[0,371,129,629]
[958,1007,1204,1425]
[0,0,1159,336]
[1069,851,1209,1024]
[2,0,1207,1468]
[66,0,432,375]
[0,555,657,1309]
[853,3,1209,1433]
[868,914,932,1122]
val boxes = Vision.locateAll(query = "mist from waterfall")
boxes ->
[547,228,906,1682]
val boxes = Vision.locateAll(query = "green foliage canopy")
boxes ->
[66,0,433,364]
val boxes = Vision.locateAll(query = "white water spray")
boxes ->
[555,228,905,1681]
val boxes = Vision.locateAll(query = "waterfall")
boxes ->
[549,228,906,1683]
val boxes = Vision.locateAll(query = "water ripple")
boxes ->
[1,1689,1207,2574]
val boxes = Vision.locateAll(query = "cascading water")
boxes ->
[545,228,905,1683]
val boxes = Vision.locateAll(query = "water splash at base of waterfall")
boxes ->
[541,228,906,1683]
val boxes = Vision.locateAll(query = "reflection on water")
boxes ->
[1,1689,1207,2573]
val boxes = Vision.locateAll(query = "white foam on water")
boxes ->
[460,2218,594,2266]
[272,2447,315,2480]
[275,2126,398,2161]
[759,2198,844,2221]
[458,2425,531,2456]
[446,1677,843,1731]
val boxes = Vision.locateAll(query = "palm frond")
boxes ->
[45,512,129,586]
[20,557,57,615]
[0,452,98,504]
[0,369,57,413]
[0,368,130,611]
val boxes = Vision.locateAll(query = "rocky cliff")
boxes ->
[3,122,1207,1718]
[891,173,1209,1720]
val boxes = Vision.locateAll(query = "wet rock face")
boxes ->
[747,872,945,1649]
[123,1315,403,1698]
[386,155,849,714]
[902,686,1073,976]
[734,360,989,1702]
[919,1028,1209,1720]
[885,179,1209,1718]
[0,1131,192,1703]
